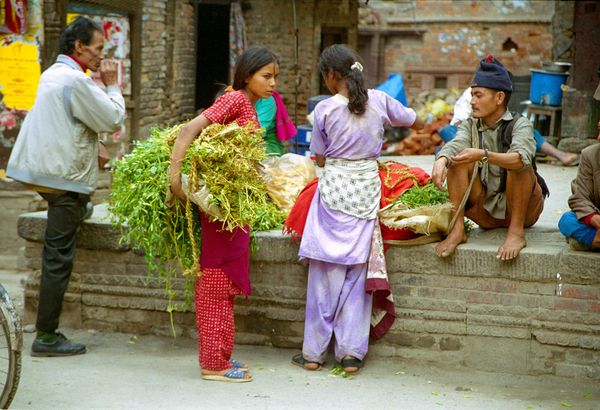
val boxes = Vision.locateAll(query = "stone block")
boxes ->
[555,362,600,380]
[394,296,466,313]
[400,318,467,335]
[416,335,435,348]
[517,282,558,296]
[533,330,600,350]
[439,336,462,351]
[387,242,561,282]
[467,313,531,328]
[369,343,397,357]
[463,336,531,375]
[534,307,600,326]
[383,331,417,347]
[467,304,533,318]
[466,325,531,339]
[250,232,300,263]
[270,335,303,349]
[558,250,600,284]
[565,349,599,366]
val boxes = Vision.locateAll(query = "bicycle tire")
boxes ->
[0,295,21,409]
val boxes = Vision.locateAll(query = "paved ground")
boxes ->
[11,325,600,410]
[2,156,592,410]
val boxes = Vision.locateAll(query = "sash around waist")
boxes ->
[319,158,381,220]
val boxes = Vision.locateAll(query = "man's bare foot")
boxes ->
[560,152,578,166]
[496,232,527,260]
[436,231,467,257]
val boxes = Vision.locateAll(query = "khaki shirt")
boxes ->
[437,110,536,219]
[568,143,600,220]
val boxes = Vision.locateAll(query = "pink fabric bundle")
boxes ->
[273,90,297,141]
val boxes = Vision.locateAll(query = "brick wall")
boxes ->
[137,0,197,138]
[243,0,358,123]
[360,0,554,99]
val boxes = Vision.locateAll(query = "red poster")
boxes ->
[0,0,27,35]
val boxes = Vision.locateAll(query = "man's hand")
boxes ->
[432,157,448,191]
[450,148,484,165]
[98,142,110,169]
[99,59,119,87]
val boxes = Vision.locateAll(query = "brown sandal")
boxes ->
[341,356,363,373]
[291,353,322,371]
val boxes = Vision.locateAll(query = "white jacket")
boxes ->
[7,55,125,194]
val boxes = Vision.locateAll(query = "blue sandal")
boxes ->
[230,358,249,371]
[201,367,252,383]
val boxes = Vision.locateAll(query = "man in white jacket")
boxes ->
[7,16,125,356]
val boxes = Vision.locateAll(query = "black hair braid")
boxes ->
[345,68,368,115]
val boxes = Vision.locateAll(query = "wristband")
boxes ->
[481,148,489,164]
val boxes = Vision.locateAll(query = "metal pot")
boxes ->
[541,61,571,73]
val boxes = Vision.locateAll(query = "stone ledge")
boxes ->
[18,204,600,380]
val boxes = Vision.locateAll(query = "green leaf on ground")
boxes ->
[329,364,351,378]
[584,392,592,398]
[560,403,572,408]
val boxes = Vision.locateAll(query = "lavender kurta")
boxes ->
[298,90,417,264]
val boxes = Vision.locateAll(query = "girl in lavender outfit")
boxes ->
[292,44,424,373]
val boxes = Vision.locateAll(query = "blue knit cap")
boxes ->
[471,55,513,93]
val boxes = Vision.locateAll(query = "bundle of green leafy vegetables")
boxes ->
[109,123,284,309]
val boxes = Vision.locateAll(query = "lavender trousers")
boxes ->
[302,260,373,364]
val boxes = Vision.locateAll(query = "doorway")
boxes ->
[319,27,348,94]
[195,4,230,111]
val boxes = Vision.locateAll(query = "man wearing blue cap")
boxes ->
[432,55,547,260]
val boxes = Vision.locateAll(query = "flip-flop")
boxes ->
[201,367,252,383]
[341,357,364,373]
[230,358,249,371]
[291,353,322,371]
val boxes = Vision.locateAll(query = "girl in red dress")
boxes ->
[170,46,279,383]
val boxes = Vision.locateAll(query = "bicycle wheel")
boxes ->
[0,291,21,409]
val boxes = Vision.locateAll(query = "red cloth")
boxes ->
[284,162,432,245]
[67,54,88,72]
[200,213,251,295]
[283,178,318,240]
[378,162,431,249]
[195,268,241,371]
[273,90,297,141]
[583,212,599,227]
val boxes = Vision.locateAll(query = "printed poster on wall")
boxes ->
[0,37,40,110]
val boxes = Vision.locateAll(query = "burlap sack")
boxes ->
[165,170,223,219]
[378,202,452,236]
